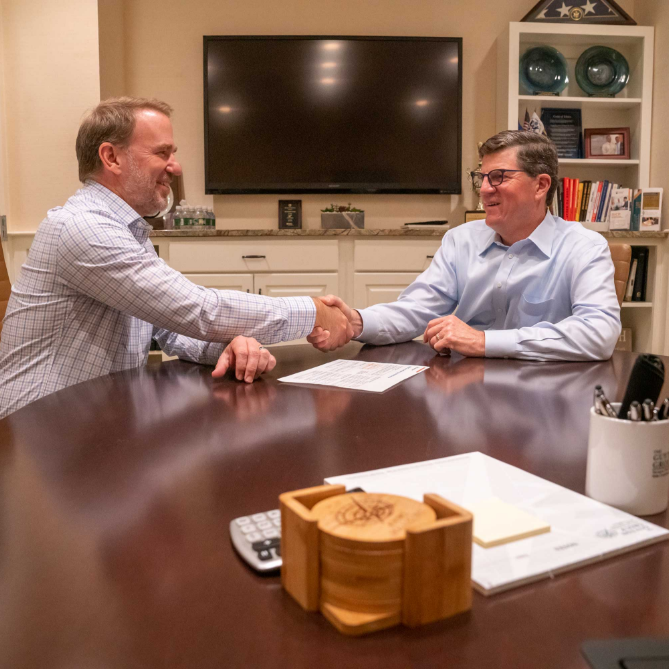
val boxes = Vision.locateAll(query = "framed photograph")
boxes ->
[584,127,630,159]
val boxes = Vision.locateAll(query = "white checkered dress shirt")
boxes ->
[0,181,316,418]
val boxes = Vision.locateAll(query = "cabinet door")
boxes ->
[254,273,338,298]
[183,273,254,293]
[353,272,420,308]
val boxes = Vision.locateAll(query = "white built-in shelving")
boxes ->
[497,22,661,354]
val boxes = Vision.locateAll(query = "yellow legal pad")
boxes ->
[469,497,551,548]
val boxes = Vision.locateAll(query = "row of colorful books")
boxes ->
[550,179,663,231]
[624,246,650,302]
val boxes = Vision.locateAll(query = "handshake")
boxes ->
[308,296,486,357]
[308,296,362,351]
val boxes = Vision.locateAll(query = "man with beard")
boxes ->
[0,98,351,418]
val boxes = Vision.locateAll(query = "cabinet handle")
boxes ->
[258,288,262,295]
[242,255,266,259]
[246,289,250,293]
[426,255,434,259]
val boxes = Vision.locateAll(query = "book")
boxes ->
[609,186,632,230]
[631,189,643,231]
[624,258,637,302]
[640,188,663,231]
[580,181,592,221]
[585,181,598,223]
[574,182,583,221]
[633,246,649,302]
[596,180,610,222]
[591,181,604,222]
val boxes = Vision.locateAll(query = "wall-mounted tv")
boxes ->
[204,36,462,195]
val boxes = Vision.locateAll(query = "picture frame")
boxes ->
[584,127,630,160]
[464,210,486,224]
[278,200,302,229]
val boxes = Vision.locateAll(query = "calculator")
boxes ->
[229,509,282,573]
[230,488,365,573]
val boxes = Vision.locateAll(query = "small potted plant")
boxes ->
[321,203,365,229]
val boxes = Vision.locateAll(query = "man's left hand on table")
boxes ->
[423,315,485,357]
[211,336,277,382]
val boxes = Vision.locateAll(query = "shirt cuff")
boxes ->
[356,307,383,342]
[484,329,517,358]
[279,296,317,341]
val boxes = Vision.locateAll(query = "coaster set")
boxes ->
[279,484,473,636]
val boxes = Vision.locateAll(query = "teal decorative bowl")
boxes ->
[519,46,569,95]
[575,46,629,96]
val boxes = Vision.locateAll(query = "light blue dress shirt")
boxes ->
[358,213,621,361]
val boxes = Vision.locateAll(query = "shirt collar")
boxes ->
[84,179,150,229]
[477,211,555,258]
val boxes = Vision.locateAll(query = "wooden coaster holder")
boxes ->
[279,484,473,636]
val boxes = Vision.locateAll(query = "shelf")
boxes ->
[518,96,642,110]
[558,159,639,166]
[622,302,653,308]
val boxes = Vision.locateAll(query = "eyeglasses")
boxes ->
[469,169,526,189]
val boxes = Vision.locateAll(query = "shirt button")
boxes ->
[496,282,502,289]
[508,254,514,259]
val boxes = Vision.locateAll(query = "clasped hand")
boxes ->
[307,295,361,351]
[423,315,485,357]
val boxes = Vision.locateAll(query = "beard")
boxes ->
[124,152,170,216]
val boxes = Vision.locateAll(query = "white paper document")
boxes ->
[278,359,428,393]
[325,452,669,595]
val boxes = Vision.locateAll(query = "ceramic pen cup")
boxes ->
[586,403,669,516]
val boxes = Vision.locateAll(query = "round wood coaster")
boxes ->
[312,493,436,543]
[312,493,436,615]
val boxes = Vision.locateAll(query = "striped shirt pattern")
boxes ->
[0,181,315,418]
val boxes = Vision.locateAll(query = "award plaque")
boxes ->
[540,108,583,159]
[279,200,302,229]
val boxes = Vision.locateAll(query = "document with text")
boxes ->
[279,359,428,393]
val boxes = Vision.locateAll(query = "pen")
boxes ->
[598,389,617,418]
[642,399,654,422]
[629,401,642,421]
[659,398,669,420]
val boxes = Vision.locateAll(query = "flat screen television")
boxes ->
[204,36,462,195]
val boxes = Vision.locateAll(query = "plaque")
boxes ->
[279,200,302,229]
[540,108,583,159]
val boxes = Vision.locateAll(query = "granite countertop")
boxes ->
[149,227,669,239]
[149,228,448,238]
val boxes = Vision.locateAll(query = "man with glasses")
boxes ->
[308,130,621,361]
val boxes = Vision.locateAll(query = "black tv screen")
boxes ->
[204,36,462,194]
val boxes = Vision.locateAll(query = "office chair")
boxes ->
[609,243,632,307]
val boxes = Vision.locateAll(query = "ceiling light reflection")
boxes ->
[321,62,337,68]
[323,42,341,51]
[218,106,232,113]
[321,78,336,85]
[415,100,429,107]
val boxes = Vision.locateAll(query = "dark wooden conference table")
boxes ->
[0,342,668,668]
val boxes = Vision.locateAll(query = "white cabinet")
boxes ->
[184,273,253,293]
[184,271,337,297]
[254,273,338,298]
[353,272,420,308]
[352,238,440,309]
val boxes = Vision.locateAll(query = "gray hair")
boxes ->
[76,97,173,182]
[478,130,558,207]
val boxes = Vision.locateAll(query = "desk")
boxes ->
[0,344,667,668]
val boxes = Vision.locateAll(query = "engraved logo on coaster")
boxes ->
[335,497,394,526]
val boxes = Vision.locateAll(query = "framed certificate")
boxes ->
[278,200,302,229]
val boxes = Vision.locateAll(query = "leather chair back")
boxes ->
[609,243,632,307]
